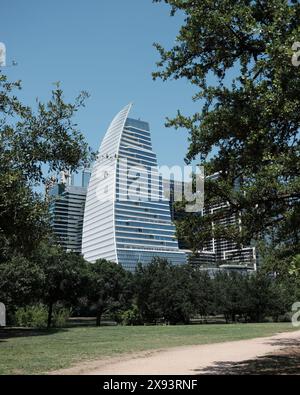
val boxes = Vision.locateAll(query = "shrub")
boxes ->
[277,312,294,323]
[121,305,143,326]
[14,305,48,328]
[52,307,70,327]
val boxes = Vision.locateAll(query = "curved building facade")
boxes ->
[82,104,186,270]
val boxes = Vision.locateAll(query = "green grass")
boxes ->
[0,322,298,374]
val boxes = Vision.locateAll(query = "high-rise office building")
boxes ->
[49,169,91,253]
[49,184,87,253]
[82,168,92,188]
[199,202,256,270]
[82,104,187,270]
[164,177,257,271]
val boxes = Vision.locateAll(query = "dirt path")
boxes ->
[51,330,300,375]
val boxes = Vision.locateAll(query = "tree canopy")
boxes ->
[153,0,300,269]
[86,259,132,326]
[0,73,93,260]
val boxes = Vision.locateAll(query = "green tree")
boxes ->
[164,264,195,324]
[0,255,44,314]
[189,267,214,320]
[0,174,49,261]
[0,74,91,184]
[244,272,288,322]
[0,73,93,260]
[290,254,300,276]
[86,260,132,327]
[134,258,196,324]
[34,244,89,328]
[212,270,294,323]
[153,0,300,265]
[213,272,247,322]
[135,259,172,323]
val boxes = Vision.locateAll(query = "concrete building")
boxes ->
[164,177,257,271]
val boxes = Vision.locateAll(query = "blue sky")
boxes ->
[1,0,202,180]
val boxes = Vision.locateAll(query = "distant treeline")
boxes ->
[1,245,299,328]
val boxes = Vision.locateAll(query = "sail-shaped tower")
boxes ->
[82,104,186,270]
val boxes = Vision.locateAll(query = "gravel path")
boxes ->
[51,329,300,375]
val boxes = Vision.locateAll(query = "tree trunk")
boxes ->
[96,306,103,327]
[47,302,53,329]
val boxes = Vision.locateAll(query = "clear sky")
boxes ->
[1,0,202,179]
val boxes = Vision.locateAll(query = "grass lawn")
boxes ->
[0,322,298,374]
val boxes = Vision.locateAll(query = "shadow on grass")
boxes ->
[195,337,300,375]
[0,327,68,341]
[0,318,117,340]
[266,338,300,348]
[67,317,117,327]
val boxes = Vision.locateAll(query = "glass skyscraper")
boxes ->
[49,183,87,253]
[82,104,186,270]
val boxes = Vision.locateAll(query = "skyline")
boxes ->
[48,105,256,272]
